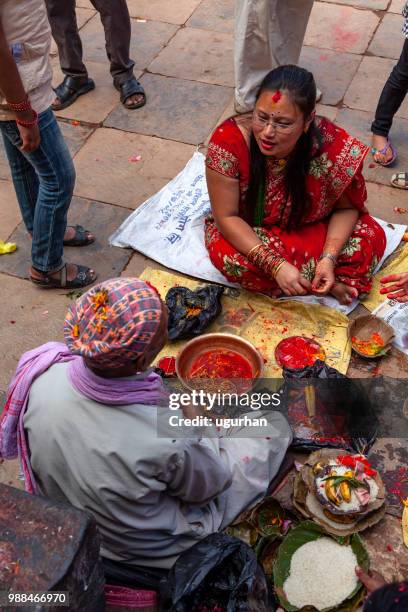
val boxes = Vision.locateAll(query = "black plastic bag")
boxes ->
[282,360,377,454]
[160,533,274,612]
[166,285,224,341]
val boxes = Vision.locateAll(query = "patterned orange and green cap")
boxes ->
[64,277,163,367]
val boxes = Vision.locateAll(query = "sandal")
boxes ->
[52,76,95,111]
[391,172,408,189]
[371,141,397,167]
[63,224,95,247]
[30,263,97,289]
[116,77,146,109]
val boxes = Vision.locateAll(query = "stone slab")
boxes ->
[0,180,21,241]
[0,458,21,490]
[80,13,177,71]
[389,0,406,13]
[0,196,132,283]
[127,0,201,25]
[368,13,405,60]
[336,107,408,187]
[0,274,71,389]
[76,0,93,9]
[366,182,408,224]
[304,2,379,55]
[316,104,338,122]
[0,484,105,611]
[344,56,408,118]
[121,253,169,278]
[369,438,408,517]
[148,27,234,87]
[58,120,94,157]
[75,6,96,30]
[105,73,233,145]
[300,46,361,105]
[73,127,194,208]
[361,512,408,582]
[187,0,234,33]
[322,0,388,8]
[52,62,142,125]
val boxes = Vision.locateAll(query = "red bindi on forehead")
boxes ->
[271,90,282,104]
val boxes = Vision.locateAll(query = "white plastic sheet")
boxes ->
[372,300,408,355]
[110,152,407,315]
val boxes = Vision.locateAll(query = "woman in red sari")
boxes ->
[205,66,386,305]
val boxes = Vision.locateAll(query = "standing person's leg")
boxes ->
[45,0,95,110]
[234,0,313,113]
[90,0,145,109]
[371,39,408,166]
[0,110,96,287]
[0,129,39,236]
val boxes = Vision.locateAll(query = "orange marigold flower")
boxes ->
[91,289,109,311]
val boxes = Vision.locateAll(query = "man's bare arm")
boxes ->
[0,16,40,152]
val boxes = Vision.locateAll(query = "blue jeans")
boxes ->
[0,108,75,272]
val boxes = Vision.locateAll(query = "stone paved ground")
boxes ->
[1,0,408,579]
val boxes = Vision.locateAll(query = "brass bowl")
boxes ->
[348,314,394,359]
[175,333,264,393]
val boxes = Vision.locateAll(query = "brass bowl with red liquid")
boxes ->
[176,333,264,394]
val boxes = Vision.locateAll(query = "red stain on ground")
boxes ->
[319,54,329,62]
[332,23,359,52]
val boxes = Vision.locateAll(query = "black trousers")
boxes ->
[371,38,408,137]
[45,0,135,86]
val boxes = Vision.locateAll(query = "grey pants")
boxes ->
[45,0,135,86]
[234,0,314,112]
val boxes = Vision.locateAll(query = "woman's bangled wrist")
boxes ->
[318,252,337,266]
[246,243,286,278]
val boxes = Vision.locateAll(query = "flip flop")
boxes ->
[116,77,146,109]
[52,76,95,111]
[30,263,97,289]
[391,172,408,189]
[63,224,95,247]
[370,141,397,167]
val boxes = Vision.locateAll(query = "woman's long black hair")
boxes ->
[245,65,320,230]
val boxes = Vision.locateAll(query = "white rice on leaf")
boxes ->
[283,537,358,611]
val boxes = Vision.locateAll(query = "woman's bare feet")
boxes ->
[371,134,394,165]
[330,282,358,305]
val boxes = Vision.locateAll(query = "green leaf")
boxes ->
[322,475,370,491]
[273,522,368,612]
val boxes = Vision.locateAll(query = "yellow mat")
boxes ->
[362,243,408,312]
[140,267,351,377]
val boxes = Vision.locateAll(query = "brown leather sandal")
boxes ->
[63,225,95,247]
[30,263,97,289]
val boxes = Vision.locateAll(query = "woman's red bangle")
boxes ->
[16,110,38,128]
[7,95,32,112]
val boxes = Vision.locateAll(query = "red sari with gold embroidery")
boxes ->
[205,116,386,296]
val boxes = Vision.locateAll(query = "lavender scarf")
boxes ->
[0,342,166,493]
